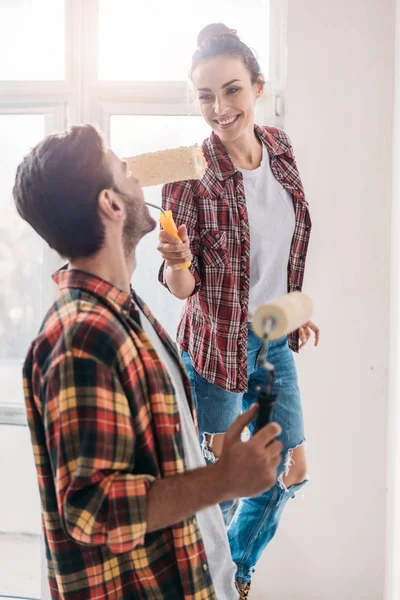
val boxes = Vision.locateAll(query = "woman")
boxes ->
[158,23,319,599]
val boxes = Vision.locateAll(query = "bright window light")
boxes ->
[0,0,64,80]
[0,115,45,408]
[99,0,270,81]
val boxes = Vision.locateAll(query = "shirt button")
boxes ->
[203,564,208,572]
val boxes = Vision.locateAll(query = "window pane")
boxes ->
[99,0,270,81]
[0,0,64,80]
[0,533,41,599]
[0,114,46,404]
[0,425,41,534]
[0,425,41,598]
[110,115,210,336]
[110,114,210,156]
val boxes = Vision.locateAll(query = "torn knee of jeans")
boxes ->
[201,433,222,463]
[285,478,308,498]
[283,448,295,478]
[278,441,308,494]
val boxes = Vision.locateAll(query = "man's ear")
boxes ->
[98,189,125,222]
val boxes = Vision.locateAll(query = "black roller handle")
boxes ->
[254,390,279,433]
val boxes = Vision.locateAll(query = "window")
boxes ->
[0,115,46,404]
[98,0,270,82]
[0,0,65,81]
[0,110,61,600]
[0,1,286,597]
[0,426,41,599]
[0,113,49,599]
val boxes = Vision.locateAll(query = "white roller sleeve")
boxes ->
[124,145,207,187]
[252,292,313,340]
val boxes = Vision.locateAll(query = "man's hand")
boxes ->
[157,225,193,270]
[147,405,282,532]
[216,405,283,500]
[299,320,320,350]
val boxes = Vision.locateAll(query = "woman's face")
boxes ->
[192,54,264,144]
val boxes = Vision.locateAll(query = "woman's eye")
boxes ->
[226,87,240,95]
[199,94,213,102]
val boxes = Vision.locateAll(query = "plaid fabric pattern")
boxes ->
[23,268,216,599]
[159,125,312,393]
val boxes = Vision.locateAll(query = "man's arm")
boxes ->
[46,354,156,554]
[48,355,282,552]
[147,406,282,532]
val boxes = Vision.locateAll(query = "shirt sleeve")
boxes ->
[158,180,202,295]
[45,354,155,554]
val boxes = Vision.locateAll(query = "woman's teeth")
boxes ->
[218,115,238,125]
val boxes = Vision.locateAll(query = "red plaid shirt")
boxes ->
[23,269,216,599]
[159,125,311,393]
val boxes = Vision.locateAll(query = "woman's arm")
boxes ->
[160,225,196,299]
[158,181,202,299]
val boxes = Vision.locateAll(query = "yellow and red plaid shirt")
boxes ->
[159,125,312,393]
[23,268,216,599]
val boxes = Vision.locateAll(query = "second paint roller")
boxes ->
[124,144,207,269]
[251,292,313,431]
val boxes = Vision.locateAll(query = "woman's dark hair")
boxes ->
[13,124,113,260]
[190,23,264,85]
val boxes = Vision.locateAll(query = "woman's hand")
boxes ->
[157,224,193,270]
[298,320,320,350]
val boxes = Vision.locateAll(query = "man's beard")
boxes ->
[122,194,157,257]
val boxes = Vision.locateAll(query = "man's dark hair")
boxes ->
[13,124,113,260]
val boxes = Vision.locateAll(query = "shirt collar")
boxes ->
[52,266,132,313]
[202,124,292,181]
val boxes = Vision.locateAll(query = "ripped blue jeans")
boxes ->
[180,325,308,584]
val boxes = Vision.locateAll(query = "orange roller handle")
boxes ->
[159,210,191,269]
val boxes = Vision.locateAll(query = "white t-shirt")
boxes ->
[239,144,296,316]
[137,305,239,600]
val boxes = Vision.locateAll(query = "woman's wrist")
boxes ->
[165,265,195,299]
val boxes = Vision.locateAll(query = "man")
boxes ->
[14,124,282,600]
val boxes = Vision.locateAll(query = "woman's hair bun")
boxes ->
[197,23,239,48]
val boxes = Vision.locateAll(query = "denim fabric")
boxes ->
[180,324,307,583]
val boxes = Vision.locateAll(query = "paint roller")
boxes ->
[124,144,207,270]
[251,292,313,432]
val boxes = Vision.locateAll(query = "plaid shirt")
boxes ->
[159,125,312,393]
[23,268,216,600]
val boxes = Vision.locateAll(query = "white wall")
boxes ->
[252,1,396,598]
[386,1,400,598]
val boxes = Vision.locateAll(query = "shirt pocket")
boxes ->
[200,229,230,270]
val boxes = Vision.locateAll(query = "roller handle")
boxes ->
[254,392,279,433]
[159,210,191,270]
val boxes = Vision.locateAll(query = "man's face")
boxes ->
[107,151,156,255]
